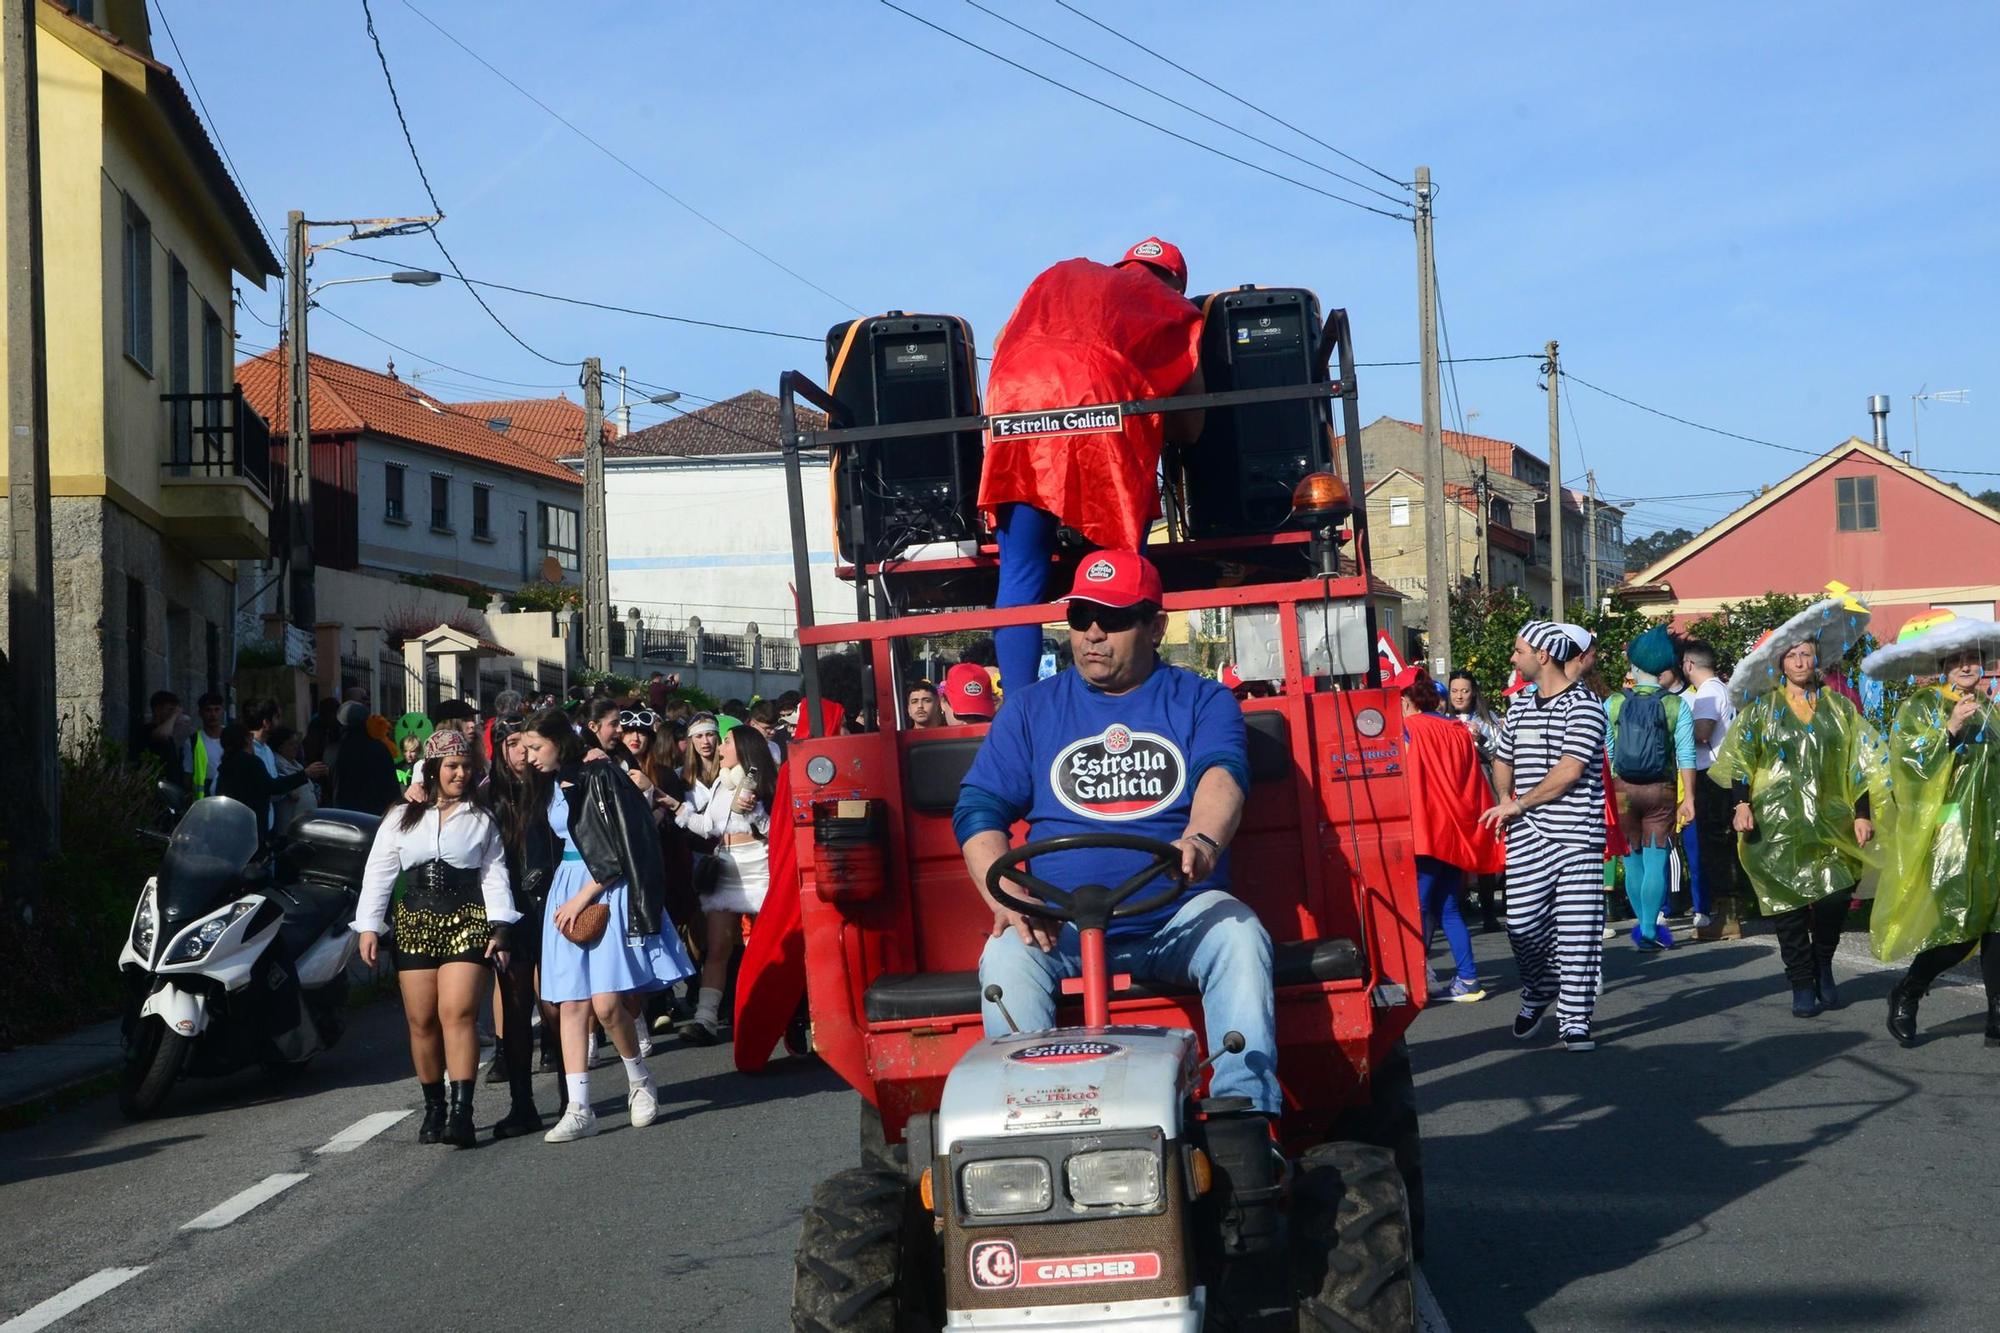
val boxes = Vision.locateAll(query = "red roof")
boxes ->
[1366,416,1547,474]
[451,395,620,461]
[607,390,826,459]
[237,349,581,487]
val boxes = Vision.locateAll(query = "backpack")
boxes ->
[1611,688,1677,783]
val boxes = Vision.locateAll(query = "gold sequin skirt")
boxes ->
[391,899,491,969]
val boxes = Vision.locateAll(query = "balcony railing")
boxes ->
[161,387,271,497]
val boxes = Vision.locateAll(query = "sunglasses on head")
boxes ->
[1066,601,1152,634]
[618,709,659,730]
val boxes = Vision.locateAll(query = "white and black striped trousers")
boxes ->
[1505,826,1607,1037]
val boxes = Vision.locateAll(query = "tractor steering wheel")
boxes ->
[986,834,1188,935]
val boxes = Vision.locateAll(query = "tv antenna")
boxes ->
[1911,385,1969,464]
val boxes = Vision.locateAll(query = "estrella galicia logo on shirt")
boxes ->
[1051,725,1186,821]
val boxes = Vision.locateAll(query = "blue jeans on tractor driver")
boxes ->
[978,888,1280,1114]
[994,502,1061,697]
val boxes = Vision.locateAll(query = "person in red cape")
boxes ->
[1396,665,1505,1003]
[979,238,1205,697]
[731,695,845,1072]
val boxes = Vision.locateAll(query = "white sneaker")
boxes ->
[1692,912,1713,929]
[543,1104,598,1144]
[629,1082,659,1128]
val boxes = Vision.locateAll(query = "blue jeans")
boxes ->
[994,502,1060,697]
[1681,820,1710,917]
[1417,856,1477,981]
[978,889,1279,1113]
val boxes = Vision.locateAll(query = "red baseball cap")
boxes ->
[1220,663,1244,691]
[1116,236,1187,288]
[1060,550,1164,609]
[1385,664,1423,691]
[944,662,995,719]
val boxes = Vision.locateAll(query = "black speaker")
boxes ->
[1179,287,1331,539]
[824,313,983,562]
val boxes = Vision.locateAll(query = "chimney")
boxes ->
[1867,394,1890,448]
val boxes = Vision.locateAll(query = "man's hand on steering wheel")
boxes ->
[1171,834,1218,885]
[990,900,1060,953]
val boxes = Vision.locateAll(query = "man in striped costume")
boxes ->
[1479,620,1611,1050]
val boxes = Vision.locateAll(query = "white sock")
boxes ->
[695,987,723,1023]
[621,1055,653,1089]
[564,1073,590,1110]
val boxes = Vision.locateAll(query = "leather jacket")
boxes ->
[564,759,668,937]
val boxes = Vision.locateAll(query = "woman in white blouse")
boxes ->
[354,728,516,1148]
[673,718,774,1044]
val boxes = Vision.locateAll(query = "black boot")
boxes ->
[442,1079,478,1148]
[1816,963,1842,1011]
[1986,995,2000,1048]
[1886,979,1920,1047]
[417,1080,446,1144]
[1791,986,1822,1019]
[493,1057,544,1141]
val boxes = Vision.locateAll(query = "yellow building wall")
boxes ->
[33,35,110,488]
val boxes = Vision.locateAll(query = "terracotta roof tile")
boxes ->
[606,390,826,459]
[451,395,620,461]
[236,349,581,487]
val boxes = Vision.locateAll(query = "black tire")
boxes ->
[118,1018,190,1120]
[858,1102,905,1174]
[1291,1141,1415,1333]
[1333,1037,1425,1259]
[791,1166,938,1332]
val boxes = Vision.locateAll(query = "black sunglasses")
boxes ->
[1066,602,1152,634]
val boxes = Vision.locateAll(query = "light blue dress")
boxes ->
[538,784,693,1004]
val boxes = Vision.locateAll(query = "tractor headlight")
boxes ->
[130,885,158,962]
[165,901,257,965]
[960,1157,1052,1217]
[1066,1148,1161,1209]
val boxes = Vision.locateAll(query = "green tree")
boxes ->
[1446,584,1536,701]
[1624,526,1696,571]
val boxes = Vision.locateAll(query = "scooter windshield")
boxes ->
[157,797,260,916]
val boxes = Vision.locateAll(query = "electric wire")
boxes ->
[360,0,578,369]
[1050,0,1409,191]
[960,0,1408,207]
[395,0,861,316]
[877,1,1411,222]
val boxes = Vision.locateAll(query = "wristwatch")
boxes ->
[1190,832,1222,856]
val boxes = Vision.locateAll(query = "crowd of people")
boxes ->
[1410,595,2000,1055]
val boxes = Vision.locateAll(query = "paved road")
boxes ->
[2,925,1992,1331]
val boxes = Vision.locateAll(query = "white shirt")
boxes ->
[1690,676,1735,771]
[352,804,517,935]
[675,768,770,839]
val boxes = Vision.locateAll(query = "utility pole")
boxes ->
[282,211,313,631]
[1543,340,1563,618]
[1585,468,1599,611]
[580,358,609,674]
[1475,462,1491,592]
[4,0,58,906]
[1414,165,1450,674]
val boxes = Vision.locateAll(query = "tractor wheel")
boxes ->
[1291,1142,1414,1333]
[858,1102,905,1174]
[791,1166,939,1332]
[1333,1036,1425,1259]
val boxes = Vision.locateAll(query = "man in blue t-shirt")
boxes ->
[954,549,1276,1113]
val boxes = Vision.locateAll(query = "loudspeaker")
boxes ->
[1178,287,1331,539]
[825,313,983,562]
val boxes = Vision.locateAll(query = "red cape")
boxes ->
[1403,713,1505,875]
[978,258,1203,550]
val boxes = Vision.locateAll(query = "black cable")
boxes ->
[234,288,282,329]
[1353,354,1544,368]
[1051,0,1409,191]
[311,304,568,396]
[395,0,860,316]
[961,0,1407,207]
[359,0,577,368]
[878,1,1411,223]
[1431,255,1468,443]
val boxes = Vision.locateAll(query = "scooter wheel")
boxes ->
[118,1018,191,1119]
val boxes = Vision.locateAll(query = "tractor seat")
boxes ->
[861,937,1365,1025]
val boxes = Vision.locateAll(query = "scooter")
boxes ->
[116,794,381,1119]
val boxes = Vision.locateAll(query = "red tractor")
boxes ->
[773,304,1428,1331]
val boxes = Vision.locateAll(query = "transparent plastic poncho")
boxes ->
[1868,686,2000,960]
[1706,688,1887,915]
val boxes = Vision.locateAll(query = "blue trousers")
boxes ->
[1418,856,1477,981]
[994,502,1060,697]
[1681,820,1710,916]
[978,889,1279,1113]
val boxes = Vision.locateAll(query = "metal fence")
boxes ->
[378,651,407,717]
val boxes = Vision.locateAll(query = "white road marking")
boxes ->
[315,1110,412,1154]
[1416,1264,1451,1332]
[180,1172,310,1231]
[0,1267,147,1333]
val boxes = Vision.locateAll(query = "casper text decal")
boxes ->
[989,403,1123,440]
[1051,724,1187,821]
[1020,1252,1163,1288]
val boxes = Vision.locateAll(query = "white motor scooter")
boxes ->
[116,796,379,1118]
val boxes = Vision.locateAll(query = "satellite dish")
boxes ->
[541,556,564,584]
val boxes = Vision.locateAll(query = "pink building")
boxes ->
[1622,438,2000,637]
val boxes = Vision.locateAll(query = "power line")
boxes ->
[1558,370,1589,481]
[960,0,1407,207]
[395,0,861,316]
[1354,353,1543,368]
[1050,0,1408,192]
[359,0,578,369]
[1430,254,1468,444]
[877,1,1411,222]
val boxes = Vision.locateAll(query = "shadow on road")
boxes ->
[0,1132,203,1187]
[1413,945,1926,1331]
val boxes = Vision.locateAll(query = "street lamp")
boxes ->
[307,270,442,300]
[613,365,679,435]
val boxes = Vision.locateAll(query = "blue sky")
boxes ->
[161,0,1998,538]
